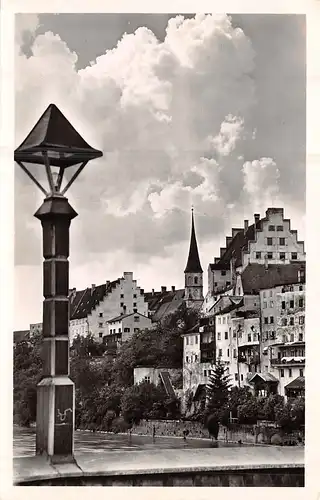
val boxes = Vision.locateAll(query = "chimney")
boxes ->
[172,285,176,292]
[91,284,96,289]
[106,280,110,286]
[244,220,249,232]
[152,288,155,296]
[140,288,144,295]
[254,214,260,226]
[161,286,167,293]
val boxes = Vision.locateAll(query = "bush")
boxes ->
[111,417,130,433]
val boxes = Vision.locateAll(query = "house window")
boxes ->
[267,237,273,246]
[226,281,231,287]
[124,327,130,333]
[248,334,252,342]
[263,301,267,309]
[233,349,237,358]
[99,332,103,338]
[221,270,226,276]
[133,294,137,298]
[133,302,137,307]
[263,291,267,298]
[298,298,304,308]
[270,301,274,308]
[186,356,189,363]
[299,316,305,325]
[204,369,207,376]
[186,337,189,345]
[190,336,194,345]
[133,308,137,313]
[288,368,292,378]
[144,376,151,383]
[195,354,198,361]
[298,333,303,341]
[267,252,273,259]
[299,285,303,291]
[282,301,286,309]
[120,294,124,299]
[270,316,274,324]
[299,369,304,377]
[282,318,287,326]
[290,334,294,342]
[218,317,221,324]
[279,237,286,246]
[98,322,103,328]
[218,349,222,357]
[134,316,140,322]
[270,331,275,340]
[235,373,238,380]
[99,312,103,318]
[225,331,228,340]
[264,317,268,324]
[223,317,226,324]
[289,317,294,326]
[218,332,221,340]
[118,328,121,333]
[195,335,198,344]
[214,282,217,287]
[280,252,286,261]
[120,302,124,307]
[233,330,236,338]
[277,225,283,231]
[280,369,284,378]
[291,252,297,260]
[290,300,294,308]
[134,328,139,333]
[241,374,244,381]
[227,349,230,357]
[268,225,275,231]
[238,287,241,295]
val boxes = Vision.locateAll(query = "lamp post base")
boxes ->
[36,375,75,462]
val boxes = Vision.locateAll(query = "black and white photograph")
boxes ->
[2,5,318,491]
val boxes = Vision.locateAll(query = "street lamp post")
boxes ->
[14,104,103,463]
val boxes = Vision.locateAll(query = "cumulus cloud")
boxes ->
[15,13,303,277]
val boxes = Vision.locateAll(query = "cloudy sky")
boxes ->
[14,13,306,329]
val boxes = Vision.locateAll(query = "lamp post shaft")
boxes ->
[34,194,77,462]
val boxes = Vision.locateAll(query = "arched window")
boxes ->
[194,276,198,285]
[188,276,192,285]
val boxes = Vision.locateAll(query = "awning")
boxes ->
[285,376,305,390]
[193,384,206,401]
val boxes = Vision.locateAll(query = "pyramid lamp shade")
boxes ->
[14,103,103,196]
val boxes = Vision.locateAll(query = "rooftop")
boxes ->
[70,280,120,320]
[240,262,306,295]
[108,312,150,323]
[184,209,203,273]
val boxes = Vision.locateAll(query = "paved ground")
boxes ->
[13,426,251,458]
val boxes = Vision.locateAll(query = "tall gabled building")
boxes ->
[184,209,204,309]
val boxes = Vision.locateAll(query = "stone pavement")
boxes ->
[13,445,304,484]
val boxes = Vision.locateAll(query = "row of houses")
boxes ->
[14,206,306,406]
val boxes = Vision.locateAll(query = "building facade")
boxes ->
[69,272,149,342]
[184,209,204,309]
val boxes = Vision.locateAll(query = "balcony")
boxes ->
[271,356,305,366]
[238,354,260,365]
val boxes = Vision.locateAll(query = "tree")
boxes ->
[205,360,232,422]
[121,381,170,425]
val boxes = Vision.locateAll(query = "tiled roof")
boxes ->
[13,330,30,343]
[285,376,305,390]
[184,210,203,273]
[108,312,150,323]
[240,262,306,294]
[70,279,120,320]
[144,289,185,322]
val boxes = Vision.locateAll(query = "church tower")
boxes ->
[184,208,204,309]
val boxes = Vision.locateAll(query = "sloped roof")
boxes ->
[285,376,305,390]
[144,289,185,322]
[240,262,306,294]
[108,312,150,323]
[209,221,263,271]
[184,210,203,273]
[13,330,30,344]
[70,279,120,320]
[249,372,279,383]
[14,104,103,167]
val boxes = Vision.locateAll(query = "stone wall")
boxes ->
[132,419,304,445]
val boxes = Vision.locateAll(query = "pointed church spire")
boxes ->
[184,208,203,273]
